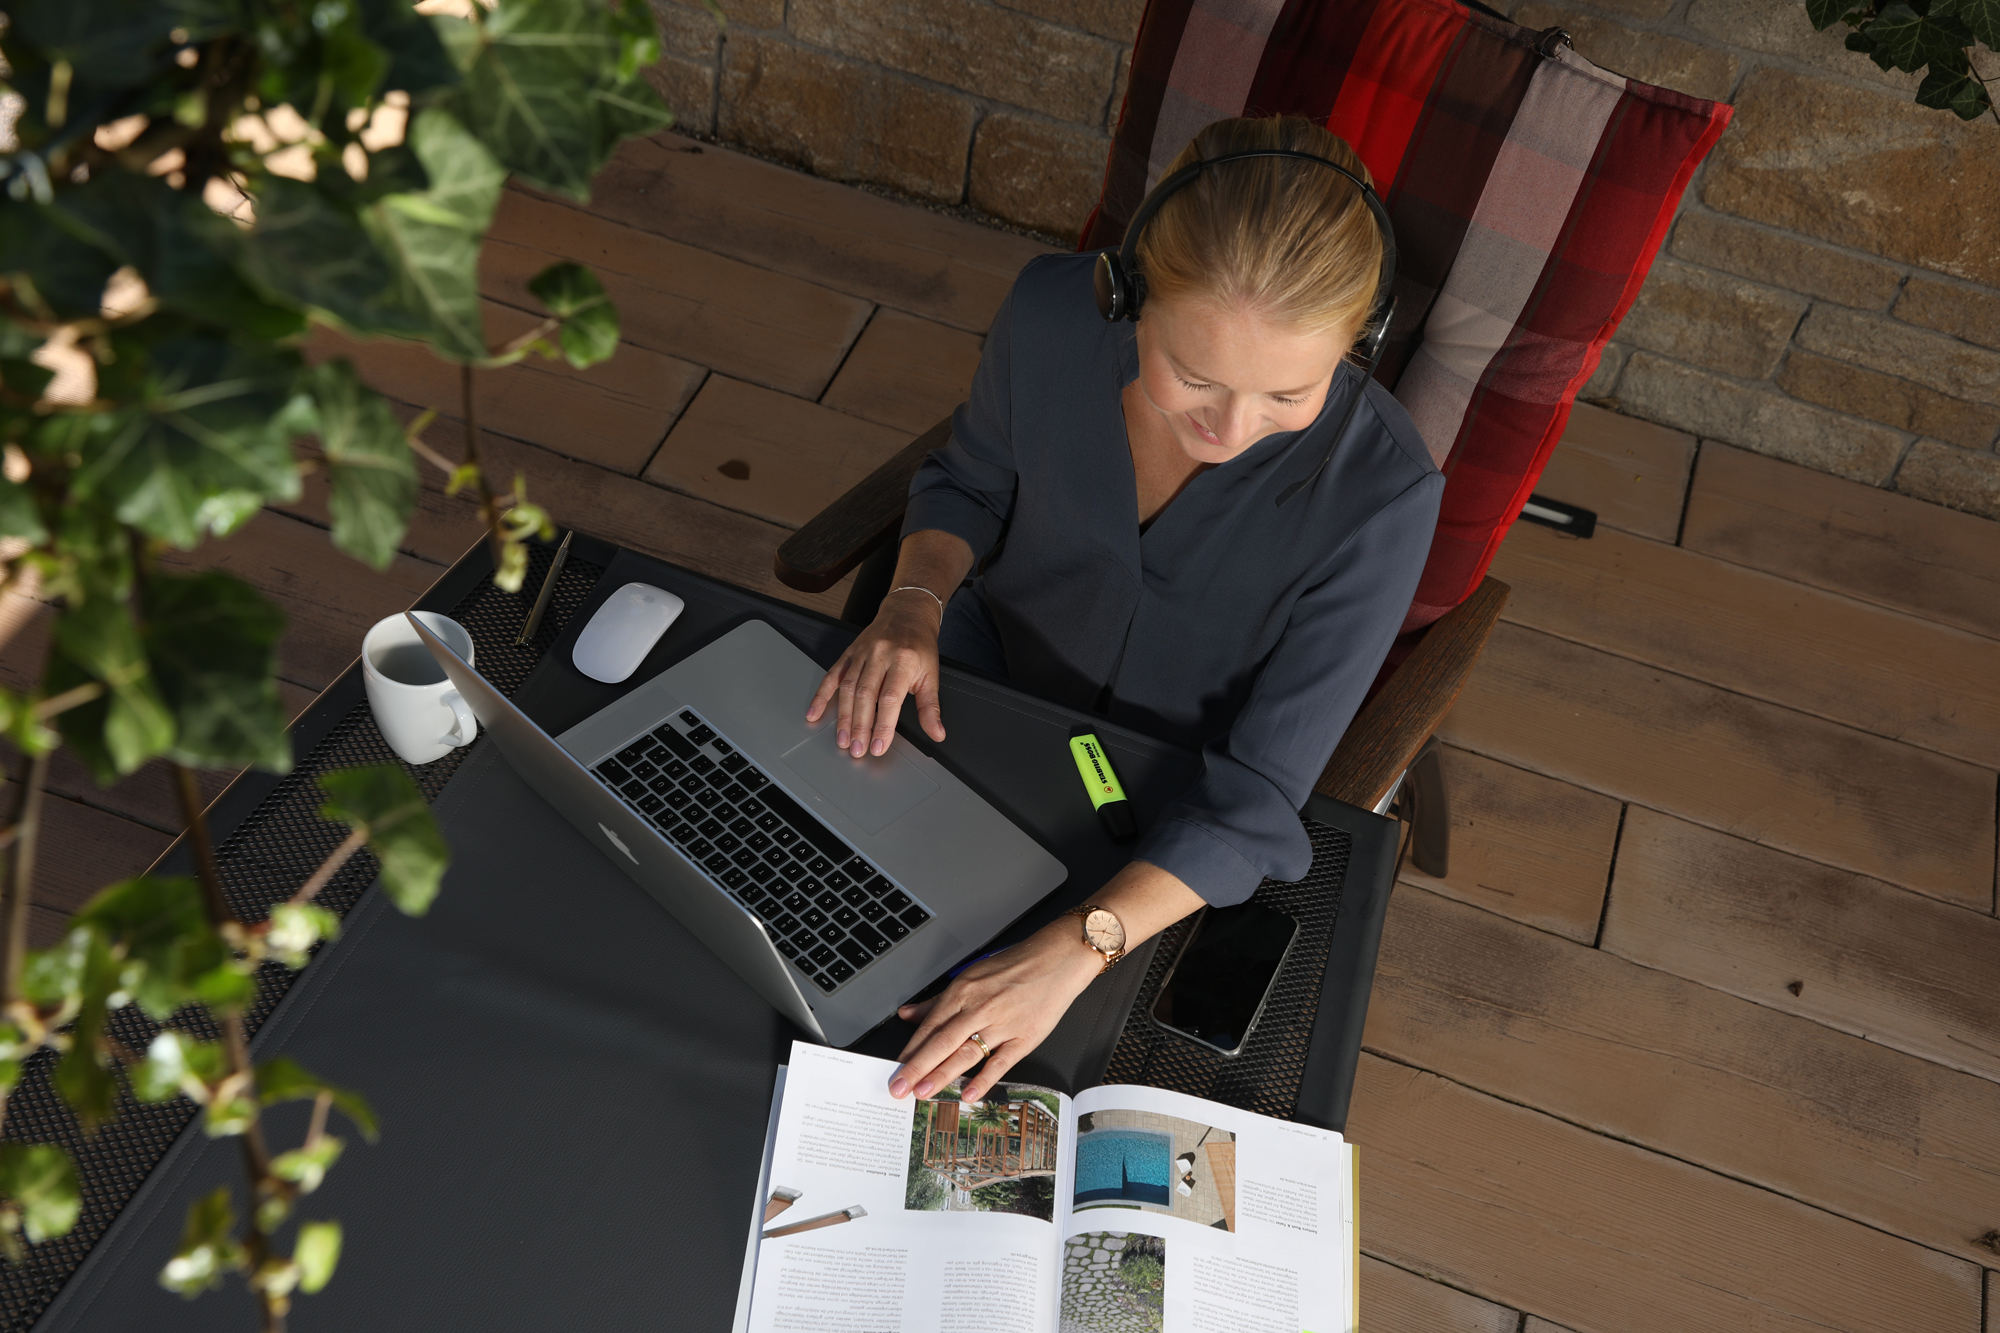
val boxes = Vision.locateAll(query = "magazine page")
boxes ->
[745,1042,1073,1333]
[1056,1084,1354,1333]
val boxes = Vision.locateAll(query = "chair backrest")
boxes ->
[1082,0,1732,630]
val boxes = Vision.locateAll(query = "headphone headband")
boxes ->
[1092,146,1399,371]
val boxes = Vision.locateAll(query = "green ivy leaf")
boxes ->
[70,876,242,1021]
[244,177,417,338]
[257,1057,380,1142]
[1864,2,1976,70]
[131,1030,229,1103]
[1933,0,2000,48]
[70,320,304,549]
[265,901,341,969]
[49,594,175,778]
[0,474,48,544]
[361,0,462,94]
[0,204,119,321]
[318,764,449,916]
[142,570,292,773]
[360,106,505,361]
[160,1186,241,1297]
[527,261,619,367]
[271,1134,345,1193]
[0,1143,81,1245]
[1806,0,1864,30]
[301,360,418,569]
[295,1219,343,1294]
[449,0,671,201]
[1916,58,1996,117]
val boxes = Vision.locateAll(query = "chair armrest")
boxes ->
[1314,576,1511,811]
[774,417,950,593]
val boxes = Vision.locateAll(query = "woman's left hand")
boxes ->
[890,918,1103,1105]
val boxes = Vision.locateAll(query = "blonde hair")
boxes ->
[1135,117,1383,340]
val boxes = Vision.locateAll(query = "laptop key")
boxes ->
[655,726,698,760]
[679,710,700,727]
[824,871,852,892]
[688,724,716,746]
[901,905,932,928]
[850,922,890,955]
[668,823,697,845]
[844,856,873,881]
[771,914,800,936]
[739,797,767,817]
[747,830,771,851]
[858,900,887,922]
[879,916,910,941]
[801,908,828,930]
[817,922,844,945]
[688,839,714,859]
[883,889,914,914]
[749,862,776,884]
[865,875,896,899]
[782,891,811,914]
[629,759,658,781]
[839,885,869,907]
[712,738,734,756]
[732,848,760,869]
[664,789,691,810]
[770,826,797,846]
[740,771,769,792]
[720,753,749,775]
[730,817,756,838]
[778,861,807,883]
[798,877,825,898]
[826,958,856,984]
[619,780,648,801]
[834,938,872,970]
[813,889,841,912]
[617,743,648,768]
[694,788,723,810]
[716,833,742,854]
[698,818,725,839]
[755,812,782,833]
[722,866,748,889]
[712,802,739,823]
[774,937,799,959]
[723,783,750,805]
[807,855,835,877]
[807,944,836,968]
[638,794,664,814]
[663,759,689,780]
[596,759,629,784]
[648,774,678,795]
[704,852,731,875]
[690,755,717,776]
[833,906,859,928]
[811,971,839,993]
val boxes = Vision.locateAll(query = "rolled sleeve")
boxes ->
[1135,470,1445,905]
[901,280,1027,563]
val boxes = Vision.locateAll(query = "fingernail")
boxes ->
[889,1077,908,1097]
[836,728,848,746]
[962,1092,982,1107]
[914,1080,935,1098]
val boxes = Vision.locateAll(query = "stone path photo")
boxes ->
[1060,1231,1166,1333]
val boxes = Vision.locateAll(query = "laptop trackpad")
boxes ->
[780,727,939,834]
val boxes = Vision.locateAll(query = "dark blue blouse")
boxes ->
[903,254,1443,906]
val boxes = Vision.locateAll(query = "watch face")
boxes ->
[1083,908,1125,955]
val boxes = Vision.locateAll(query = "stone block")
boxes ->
[1684,0,1920,92]
[1615,258,1807,379]
[996,0,1145,43]
[1778,351,2000,451]
[1796,305,2000,408]
[1617,351,1907,484]
[1895,276,2000,353]
[1581,341,1627,400]
[1704,69,2000,290]
[790,0,1118,124]
[660,0,783,31]
[1513,3,1737,100]
[1669,212,1900,310]
[1892,440,2000,521]
[1107,45,1130,133]
[649,0,725,59]
[642,56,716,137]
[969,113,1106,240]
[718,37,977,204]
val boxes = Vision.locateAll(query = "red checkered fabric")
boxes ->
[1083,0,1732,629]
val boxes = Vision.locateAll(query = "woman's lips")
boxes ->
[1186,413,1221,445]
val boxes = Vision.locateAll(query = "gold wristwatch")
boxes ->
[1067,905,1128,973]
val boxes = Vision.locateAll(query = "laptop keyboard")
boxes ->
[590,708,934,997]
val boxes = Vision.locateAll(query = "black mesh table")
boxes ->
[7,533,1396,1332]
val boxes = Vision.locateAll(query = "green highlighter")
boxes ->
[1069,732,1137,841]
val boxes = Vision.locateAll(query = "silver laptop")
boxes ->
[410,614,1068,1046]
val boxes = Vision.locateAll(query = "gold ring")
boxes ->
[967,1032,993,1060]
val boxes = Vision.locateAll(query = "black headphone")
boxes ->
[1092,147,1399,372]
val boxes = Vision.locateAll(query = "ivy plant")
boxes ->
[1807,1,2000,121]
[0,0,672,1326]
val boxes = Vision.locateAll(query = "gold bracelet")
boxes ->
[888,585,946,619]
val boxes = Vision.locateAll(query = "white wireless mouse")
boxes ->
[572,582,685,684]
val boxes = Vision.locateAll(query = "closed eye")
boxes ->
[1175,375,1214,393]
[1270,393,1307,406]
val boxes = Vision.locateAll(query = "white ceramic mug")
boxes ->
[362,612,477,765]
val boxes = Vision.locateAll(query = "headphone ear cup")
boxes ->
[1093,251,1127,322]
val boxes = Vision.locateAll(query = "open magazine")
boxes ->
[735,1042,1358,1333]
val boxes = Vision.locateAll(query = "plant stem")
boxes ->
[284,827,368,910]
[0,747,49,1143]
[459,362,505,574]
[171,763,283,1333]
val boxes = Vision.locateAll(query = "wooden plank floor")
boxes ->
[13,135,2000,1329]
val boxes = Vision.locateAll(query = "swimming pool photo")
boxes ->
[1070,1110,1237,1230]
[1074,1128,1174,1207]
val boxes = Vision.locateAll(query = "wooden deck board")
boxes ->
[1396,745,1620,943]
[1532,403,1695,542]
[1440,622,1996,907]
[646,376,910,529]
[820,308,984,436]
[1363,1255,1519,1333]
[1367,882,2000,1267]
[482,189,873,400]
[305,308,705,478]
[536,134,1051,333]
[1492,520,2000,768]
[4,785,172,917]
[1602,809,2000,1085]
[1348,1053,1983,1333]
[1683,443,2000,641]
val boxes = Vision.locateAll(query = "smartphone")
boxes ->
[1148,901,1300,1057]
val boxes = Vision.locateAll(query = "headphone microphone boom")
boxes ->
[1093,146,1402,506]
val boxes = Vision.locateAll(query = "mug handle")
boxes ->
[440,690,477,747]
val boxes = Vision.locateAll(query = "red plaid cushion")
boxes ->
[1083,0,1732,629]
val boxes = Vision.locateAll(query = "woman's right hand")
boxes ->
[807,588,949,757]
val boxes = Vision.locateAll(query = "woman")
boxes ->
[806,116,1443,1105]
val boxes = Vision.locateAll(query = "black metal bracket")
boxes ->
[1517,493,1597,539]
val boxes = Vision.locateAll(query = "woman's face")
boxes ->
[1130,297,1350,465]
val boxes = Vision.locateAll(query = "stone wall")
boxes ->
[646,0,2000,517]
[643,0,1135,238]
[1505,1,2000,519]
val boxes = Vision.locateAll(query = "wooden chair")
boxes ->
[774,0,1732,875]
